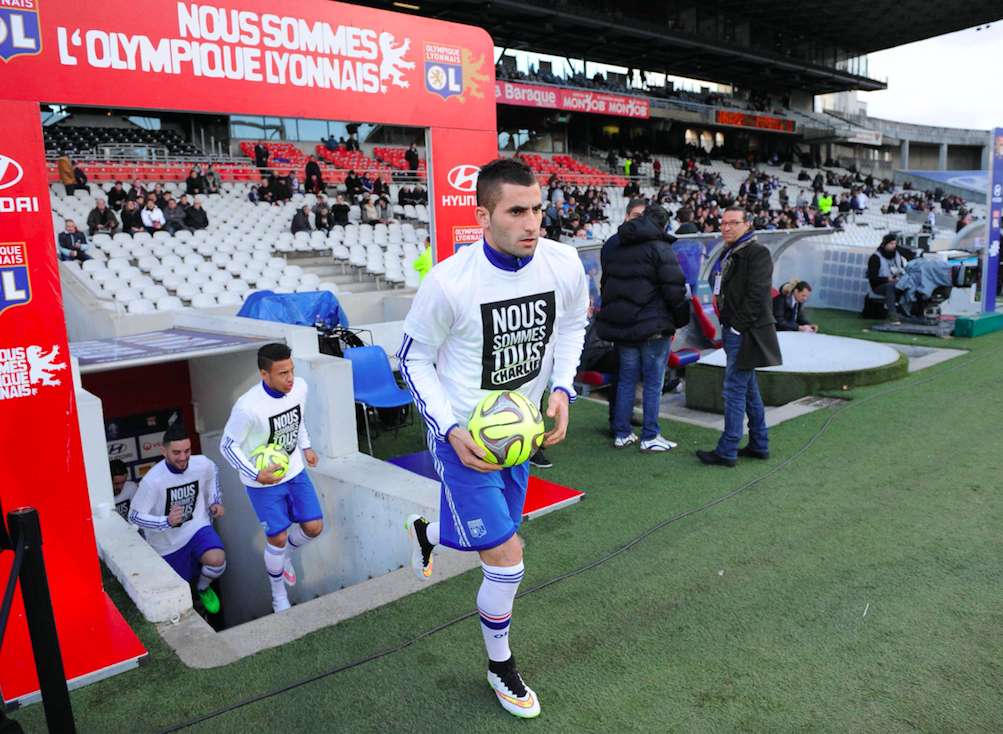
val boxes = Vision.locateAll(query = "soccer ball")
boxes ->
[468,391,545,467]
[250,443,290,478]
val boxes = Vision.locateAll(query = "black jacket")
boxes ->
[86,207,118,233]
[717,235,782,369]
[597,217,689,344]
[184,207,209,230]
[867,246,914,290]
[291,211,312,234]
[772,293,811,331]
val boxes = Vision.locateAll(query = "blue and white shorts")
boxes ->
[163,525,224,583]
[245,471,324,538]
[429,435,529,551]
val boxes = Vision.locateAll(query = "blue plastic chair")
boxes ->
[343,346,413,454]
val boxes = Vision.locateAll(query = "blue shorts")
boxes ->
[163,525,224,583]
[428,434,529,552]
[245,470,324,538]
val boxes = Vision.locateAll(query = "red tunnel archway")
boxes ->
[0,0,497,703]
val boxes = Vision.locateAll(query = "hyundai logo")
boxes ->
[447,164,480,193]
[0,155,23,192]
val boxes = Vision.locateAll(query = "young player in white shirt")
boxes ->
[110,459,139,521]
[128,423,226,614]
[219,343,323,613]
[398,158,589,718]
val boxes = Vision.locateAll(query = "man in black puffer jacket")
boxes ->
[598,204,689,452]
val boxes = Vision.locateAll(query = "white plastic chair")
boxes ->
[127,299,155,314]
[156,296,185,312]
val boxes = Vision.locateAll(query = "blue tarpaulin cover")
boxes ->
[237,290,349,328]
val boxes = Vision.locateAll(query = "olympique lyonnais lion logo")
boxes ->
[379,32,415,93]
[458,48,488,104]
[27,345,67,387]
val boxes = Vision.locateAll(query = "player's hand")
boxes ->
[304,448,318,467]
[167,504,185,527]
[447,427,502,473]
[543,390,570,447]
[210,503,224,519]
[256,464,284,485]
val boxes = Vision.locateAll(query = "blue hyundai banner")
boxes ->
[984,128,1003,312]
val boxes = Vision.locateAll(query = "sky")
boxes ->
[859,22,1003,130]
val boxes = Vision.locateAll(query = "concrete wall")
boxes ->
[905,144,942,171]
[948,146,983,170]
[204,435,440,628]
[81,310,365,623]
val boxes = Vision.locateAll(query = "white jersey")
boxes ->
[128,455,220,556]
[398,238,589,439]
[114,480,138,520]
[220,377,311,488]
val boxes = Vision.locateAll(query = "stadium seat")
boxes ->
[191,294,217,308]
[113,287,141,303]
[127,299,155,314]
[156,296,184,311]
[342,346,413,455]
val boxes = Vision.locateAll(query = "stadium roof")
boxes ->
[364,0,1003,94]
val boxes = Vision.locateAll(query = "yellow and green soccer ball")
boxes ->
[250,443,290,478]
[468,390,545,467]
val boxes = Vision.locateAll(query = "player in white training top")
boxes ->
[219,343,323,614]
[129,423,226,615]
[398,158,589,718]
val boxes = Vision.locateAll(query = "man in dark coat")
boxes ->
[598,204,689,452]
[405,143,420,172]
[304,156,323,187]
[290,205,312,234]
[772,281,817,332]
[697,207,781,467]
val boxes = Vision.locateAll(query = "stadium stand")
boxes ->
[45,159,260,183]
[373,146,427,176]
[517,152,627,187]
[309,144,396,181]
[43,125,200,156]
[50,182,429,315]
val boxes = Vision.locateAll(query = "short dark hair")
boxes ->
[642,203,671,232]
[109,459,128,477]
[258,342,292,371]
[476,158,537,212]
[794,280,812,292]
[162,421,189,446]
[676,206,693,223]
[881,232,898,245]
[626,197,647,214]
[723,206,749,222]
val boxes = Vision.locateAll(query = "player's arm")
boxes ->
[219,405,262,484]
[206,460,224,518]
[396,274,459,441]
[544,258,590,446]
[127,481,172,530]
[296,383,318,467]
[397,275,497,472]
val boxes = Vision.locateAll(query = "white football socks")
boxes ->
[477,561,525,662]
[264,541,287,597]
[197,561,226,591]
[287,524,317,550]
[426,521,440,546]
